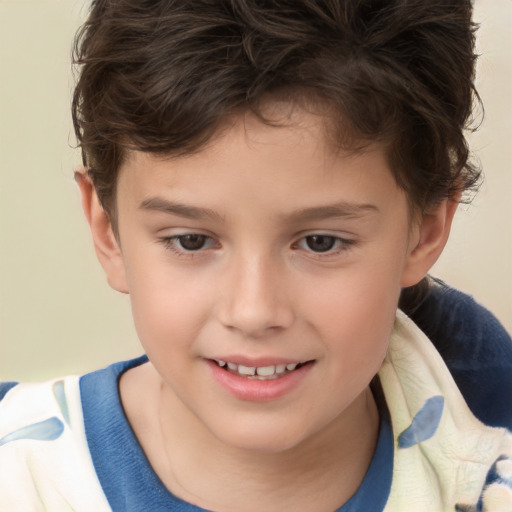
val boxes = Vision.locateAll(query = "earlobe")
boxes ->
[75,168,129,294]
[400,198,459,287]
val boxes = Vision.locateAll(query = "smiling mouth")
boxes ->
[211,359,314,380]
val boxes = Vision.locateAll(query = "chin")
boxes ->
[208,416,315,454]
[221,434,304,455]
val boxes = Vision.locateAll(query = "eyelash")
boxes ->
[294,235,356,256]
[160,234,218,257]
[159,233,355,259]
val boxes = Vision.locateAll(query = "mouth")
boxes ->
[210,359,314,380]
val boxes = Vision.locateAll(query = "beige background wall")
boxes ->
[0,0,510,381]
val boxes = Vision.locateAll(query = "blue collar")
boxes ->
[80,357,393,511]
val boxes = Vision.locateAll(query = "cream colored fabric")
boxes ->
[0,377,110,512]
[382,312,512,512]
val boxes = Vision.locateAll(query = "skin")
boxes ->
[78,106,457,512]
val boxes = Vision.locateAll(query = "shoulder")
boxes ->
[410,279,512,429]
[0,376,78,437]
[382,313,512,512]
[411,278,511,357]
[0,376,111,511]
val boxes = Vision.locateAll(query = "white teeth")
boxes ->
[217,360,306,377]
[256,365,276,376]
[238,364,256,376]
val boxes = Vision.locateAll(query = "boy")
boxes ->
[1,1,511,511]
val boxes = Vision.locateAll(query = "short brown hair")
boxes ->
[72,0,481,312]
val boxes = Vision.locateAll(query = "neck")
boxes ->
[157,380,379,512]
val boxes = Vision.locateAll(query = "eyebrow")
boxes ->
[139,197,225,222]
[140,197,378,223]
[287,202,379,222]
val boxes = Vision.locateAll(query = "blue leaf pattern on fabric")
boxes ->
[0,417,64,446]
[398,395,444,448]
[0,382,18,401]
[53,380,70,425]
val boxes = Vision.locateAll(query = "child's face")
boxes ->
[110,107,422,453]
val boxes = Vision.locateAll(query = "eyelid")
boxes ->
[159,232,220,257]
[157,230,356,260]
[293,233,356,255]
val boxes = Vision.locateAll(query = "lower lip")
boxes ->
[206,360,313,402]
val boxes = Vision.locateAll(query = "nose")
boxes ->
[218,252,295,338]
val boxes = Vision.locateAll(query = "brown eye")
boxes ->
[177,234,208,251]
[304,235,337,253]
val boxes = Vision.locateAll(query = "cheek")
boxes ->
[318,283,397,358]
[308,259,403,331]
[124,253,213,354]
[302,257,404,372]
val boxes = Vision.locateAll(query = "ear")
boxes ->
[400,197,459,287]
[75,169,129,294]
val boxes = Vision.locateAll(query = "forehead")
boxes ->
[120,98,375,176]
[116,106,403,220]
